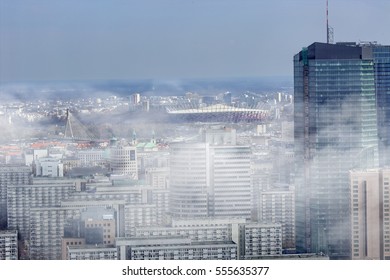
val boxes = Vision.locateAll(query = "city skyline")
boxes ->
[1,0,390,263]
[1,0,390,82]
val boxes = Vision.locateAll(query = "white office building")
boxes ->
[170,133,251,219]
[110,143,138,179]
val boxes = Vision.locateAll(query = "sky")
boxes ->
[0,0,389,82]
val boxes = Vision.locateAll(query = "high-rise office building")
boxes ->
[169,127,251,219]
[294,42,380,259]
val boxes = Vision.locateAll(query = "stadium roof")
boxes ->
[167,104,268,114]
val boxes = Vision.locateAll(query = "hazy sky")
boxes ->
[1,0,389,82]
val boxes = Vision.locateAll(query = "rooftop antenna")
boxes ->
[326,0,334,44]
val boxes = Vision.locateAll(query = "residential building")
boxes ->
[29,206,83,260]
[133,217,282,259]
[33,157,64,177]
[7,178,77,241]
[0,164,31,229]
[116,237,237,260]
[258,184,295,252]
[145,167,169,189]
[0,230,18,260]
[77,149,107,167]
[349,168,390,260]
[67,245,117,260]
[243,223,283,258]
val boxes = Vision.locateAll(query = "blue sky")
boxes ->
[1,0,389,82]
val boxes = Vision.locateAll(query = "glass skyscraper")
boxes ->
[294,42,381,259]
[373,45,390,167]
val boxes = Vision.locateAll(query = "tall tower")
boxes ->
[169,127,251,219]
[294,42,379,259]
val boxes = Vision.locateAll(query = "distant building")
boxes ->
[132,241,237,260]
[135,217,245,244]
[62,156,80,174]
[281,121,294,142]
[223,92,232,105]
[61,237,85,260]
[116,237,237,260]
[7,178,77,241]
[0,164,31,229]
[201,126,237,145]
[166,104,269,123]
[67,245,117,260]
[82,207,116,246]
[77,149,106,167]
[142,100,150,112]
[124,204,158,237]
[129,93,141,111]
[258,185,295,252]
[145,167,169,189]
[109,141,138,179]
[33,157,64,177]
[133,217,282,259]
[61,182,169,236]
[0,230,18,260]
[131,93,141,105]
[271,141,294,185]
[29,206,82,260]
[61,206,116,259]
[242,223,283,258]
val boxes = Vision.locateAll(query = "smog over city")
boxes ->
[0,0,390,271]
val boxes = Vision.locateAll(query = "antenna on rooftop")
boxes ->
[326,0,334,44]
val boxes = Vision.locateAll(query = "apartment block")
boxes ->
[350,168,390,260]
[0,230,18,260]
[67,245,118,260]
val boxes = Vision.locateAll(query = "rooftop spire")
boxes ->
[326,0,334,44]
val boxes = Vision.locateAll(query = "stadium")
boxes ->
[166,104,269,123]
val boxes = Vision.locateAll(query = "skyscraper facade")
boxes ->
[294,42,380,259]
[169,127,252,219]
[373,44,390,167]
